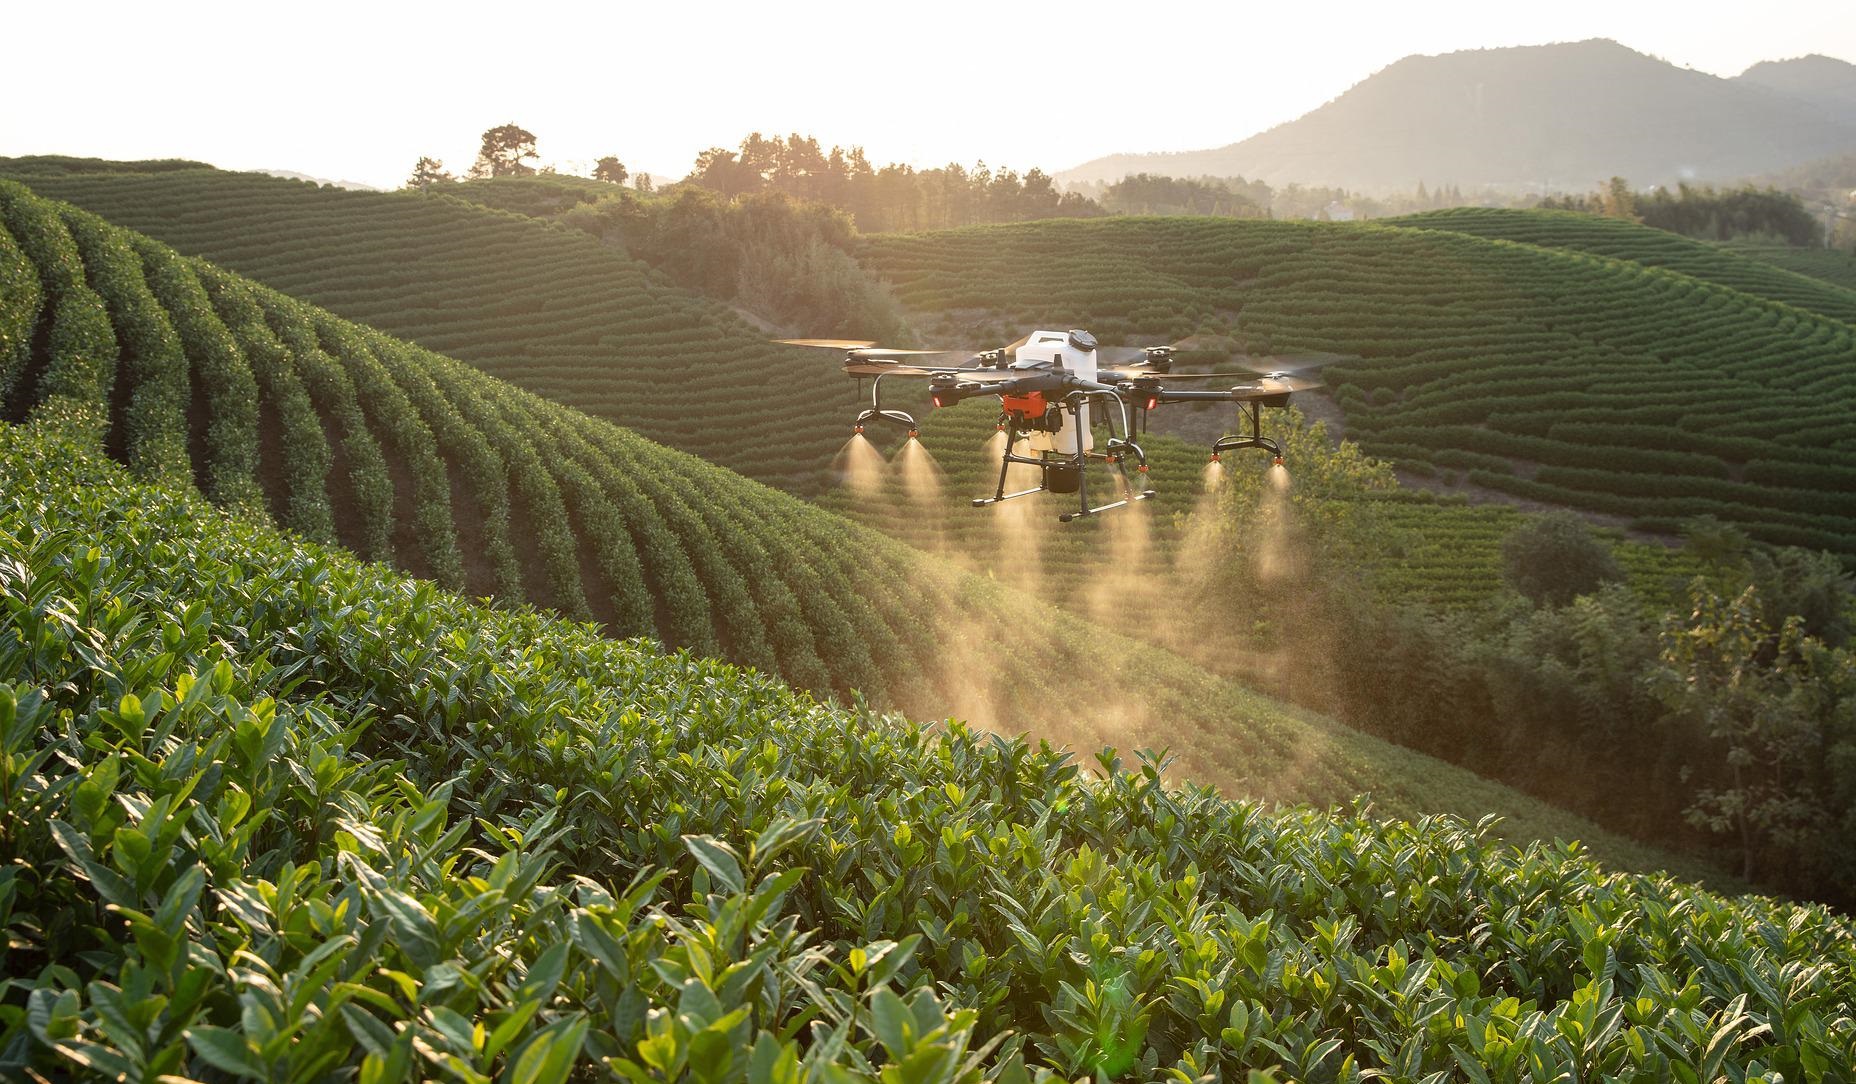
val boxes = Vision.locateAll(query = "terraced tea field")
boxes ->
[1393,207,1856,323]
[0,158,850,492]
[7,420,1850,1082]
[1,162,1768,610]
[6,176,1711,871]
[1730,239,1856,293]
[858,216,1856,556]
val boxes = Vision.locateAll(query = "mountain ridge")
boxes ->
[1059,39,1856,192]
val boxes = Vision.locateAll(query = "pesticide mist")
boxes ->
[831,432,888,496]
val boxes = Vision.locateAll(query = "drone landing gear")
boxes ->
[852,373,919,435]
[976,393,1156,521]
[1208,401,1285,463]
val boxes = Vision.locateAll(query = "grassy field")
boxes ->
[5,419,1849,1082]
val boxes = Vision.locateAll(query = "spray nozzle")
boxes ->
[1273,456,1284,466]
[1209,452,1221,463]
[907,429,919,440]
[853,425,865,435]
[1137,464,1149,473]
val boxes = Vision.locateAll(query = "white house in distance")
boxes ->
[1320,200,1356,221]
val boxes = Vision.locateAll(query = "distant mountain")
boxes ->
[1736,54,1856,114]
[259,168,380,191]
[1060,39,1856,193]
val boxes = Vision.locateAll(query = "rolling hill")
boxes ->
[3,174,1719,878]
[7,419,1849,1081]
[1732,240,1856,293]
[1390,206,1856,324]
[1058,39,1856,192]
[855,216,1856,556]
[0,156,851,494]
[2,163,1749,587]
[1737,54,1856,114]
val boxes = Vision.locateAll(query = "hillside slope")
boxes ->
[9,162,1780,577]
[8,420,1848,1081]
[1732,241,1856,293]
[1059,39,1856,191]
[1391,207,1856,324]
[1737,54,1856,113]
[857,216,1856,555]
[1,175,1718,874]
[0,157,850,493]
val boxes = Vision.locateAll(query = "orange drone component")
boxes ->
[999,392,1048,418]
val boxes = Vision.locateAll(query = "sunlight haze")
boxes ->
[6,0,1852,188]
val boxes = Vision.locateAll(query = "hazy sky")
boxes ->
[6,0,1853,189]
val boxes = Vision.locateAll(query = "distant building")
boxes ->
[1322,201,1356,222]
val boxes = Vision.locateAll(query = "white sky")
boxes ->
[5,0,1853,189]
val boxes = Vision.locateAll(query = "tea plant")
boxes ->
[1,421,1852,1081]
[0,175,1696,882]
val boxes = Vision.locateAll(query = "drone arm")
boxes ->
[929,375,1035,407]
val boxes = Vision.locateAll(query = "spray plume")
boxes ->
[988,433,1046,593]
[894,436,948,550]
[831,432,888,496]
[1255,463,1298,583]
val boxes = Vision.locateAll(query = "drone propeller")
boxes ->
[773,338,961,358]
[773,338,879,349]
[842,360,1019,378]
[1095,333,1220,367]
[1105,352,1339,386]
[1152,371,1324,393]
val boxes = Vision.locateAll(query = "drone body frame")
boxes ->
[788,328,1309,521]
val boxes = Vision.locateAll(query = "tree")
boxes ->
[1501,510,1623,607]
[406,156,453,191]
[1600,176,1640,221]
[593,156,629,185]
[1652,582,1841,882]
[470,123,539,179]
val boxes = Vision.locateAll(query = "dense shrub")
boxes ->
[1502,511,1627,607]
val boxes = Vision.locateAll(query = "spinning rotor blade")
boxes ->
[842,362,943,376]
[842,360,1016,377]
[773,339,966,360]
[847,347,963,360]
[1245,353,1335,375]
[773,338,879,349]
[1150,371,1323,392]
[1097,333,1222,366]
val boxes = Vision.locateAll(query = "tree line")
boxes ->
[683,133,1100,232]
[1541,179,1824,245]
[407,126,1833,247]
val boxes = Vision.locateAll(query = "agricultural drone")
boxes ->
[778,330,1319,521]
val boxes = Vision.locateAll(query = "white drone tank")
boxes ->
[1014,329,1097,455]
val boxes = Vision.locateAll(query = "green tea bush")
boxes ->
[268,299,397,561]
[2,422,1852,1082]
[0,225,38,404]
[201,269,336,541]
[133,238,264,510]
[59,208,190,482]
